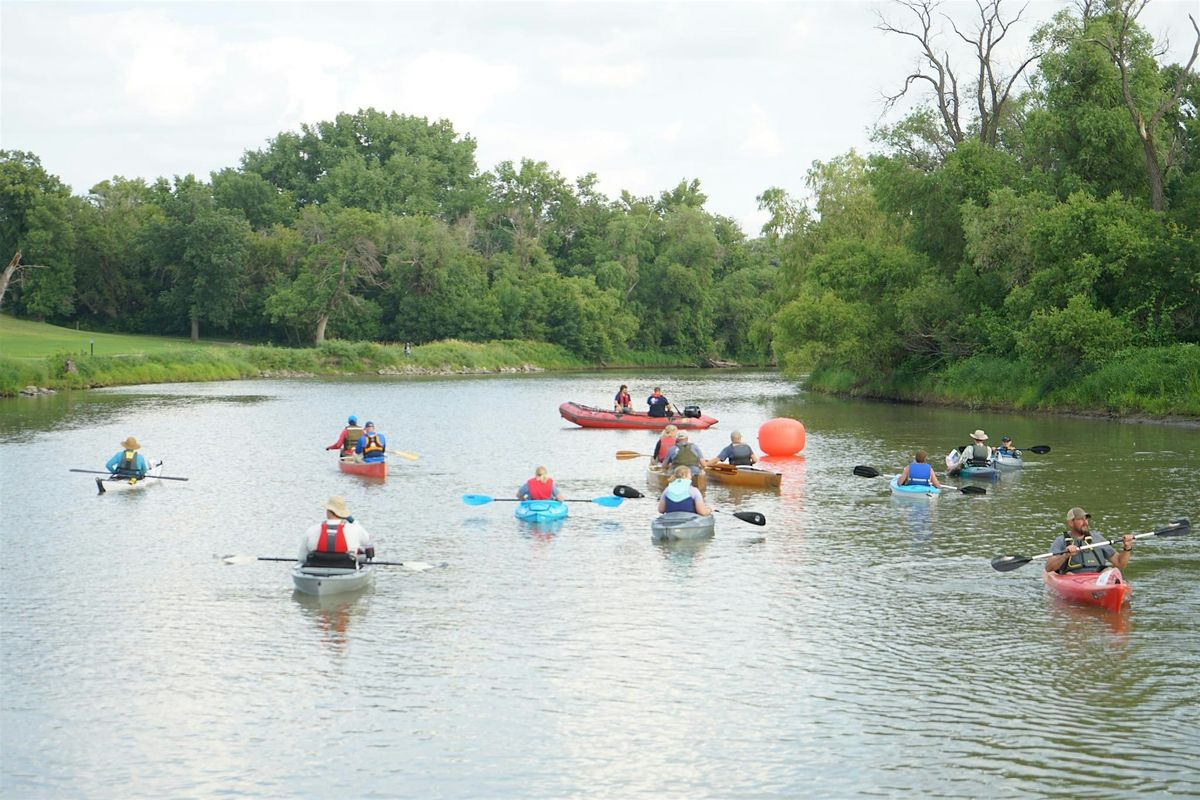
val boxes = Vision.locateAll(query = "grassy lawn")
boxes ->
[0,314,215,358]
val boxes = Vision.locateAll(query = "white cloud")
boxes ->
[741,103,782,157]
[659,121,684,143]
[559,62,648,88]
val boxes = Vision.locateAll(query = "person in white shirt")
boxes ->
[298,496,374,567]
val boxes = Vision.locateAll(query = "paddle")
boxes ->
[616,450,653,460]
[990,518,1190,572]
[70,468,189,482]
[461,493,624,508]
[256,556,417,567]
[851,465,986,495]
[610,484,767,526]
[334,451,419,461]
[1028,445,1051,454]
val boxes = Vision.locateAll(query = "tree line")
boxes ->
[2,0,1197,395]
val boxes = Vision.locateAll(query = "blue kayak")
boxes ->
[514,500,568,523]
[889,474,941,497]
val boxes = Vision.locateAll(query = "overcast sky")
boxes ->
[2,1,1196,233]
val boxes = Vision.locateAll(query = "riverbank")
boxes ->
[804,344,1200,422]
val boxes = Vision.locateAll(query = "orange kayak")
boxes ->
[338,458,387,479]
[1044,568,1131,613]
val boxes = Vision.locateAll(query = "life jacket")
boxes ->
[654,436,677,465]
[361,434,385,458]
[727,443,754,466]
[671,444,700,468]
[317,520,349,553]
[527,478,555,500]
[663,494,697,513]
[341,425,363,454]
[1057,532,1107,574]
[966,443,990,465]
[115,450,140,477]
[616,391,631,407]
[907,462,933,485]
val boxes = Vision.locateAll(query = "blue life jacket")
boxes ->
[663,494,697,513]
[907,462,932,485]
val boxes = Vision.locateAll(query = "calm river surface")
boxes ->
[1,371,1197,798]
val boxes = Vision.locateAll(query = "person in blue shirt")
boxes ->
[898,449,943,487]
[705,431,758,467]
[995,436,1020,457]
[646,387,672,418]
[106,436,149,478]
[355,421,387,463]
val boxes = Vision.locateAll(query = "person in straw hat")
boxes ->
[105,436,149,479]
[299,496,375,567]
[948,429,992,475]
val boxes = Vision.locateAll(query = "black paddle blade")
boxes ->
[1029,445,1051,454]
[990,554,1032,572]
[613,485,645,499]
[853,465,881,478]
[1156,518,1190,537]
[960,486,987,495]
[733,511,767,526]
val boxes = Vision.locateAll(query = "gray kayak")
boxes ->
[651,512,715,542]
[291,564,375,596]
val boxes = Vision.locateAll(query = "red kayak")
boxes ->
[338,458,387,479]
[558,401,718,430]
[1044,568,1132,613]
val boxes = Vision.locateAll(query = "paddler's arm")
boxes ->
[1109,535,1134,569]
[1044,539,1075,573]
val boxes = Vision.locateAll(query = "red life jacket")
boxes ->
[527,478,555,500]
[655,436,676,465]
[317,521,349,553]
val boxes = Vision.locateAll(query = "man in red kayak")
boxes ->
[1045,507,1134,574]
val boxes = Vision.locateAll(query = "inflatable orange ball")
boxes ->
[758,417,806,456]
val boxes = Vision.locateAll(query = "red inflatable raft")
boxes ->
[1044,567,1131,613]
[558,401,718,430]
[338,458,387,479]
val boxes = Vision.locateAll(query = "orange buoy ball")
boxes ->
[758,417,806,456]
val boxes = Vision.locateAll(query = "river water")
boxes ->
[1,371,1197,798]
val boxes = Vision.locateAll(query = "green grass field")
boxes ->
[0,314,212,358]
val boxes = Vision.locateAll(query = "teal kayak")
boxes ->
[889,474,941,497]
[515,500,568,523]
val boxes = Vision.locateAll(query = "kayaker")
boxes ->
[105,436,149,479]
[355,421,387,463]
[517,466,562,501]
[298,496,374,567]
[995,436,1020,457]
[657,465,711,516]
[897,449,943,488]
[647,387,672,418]
[704,430,758,467]
[949,430,992,475]
[614,384,633,413]
[1045,507,1134,574]
[665,431,705,477]
[652,424,679,466]
[326,415,364,458]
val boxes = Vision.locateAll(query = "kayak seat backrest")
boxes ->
[304,551,359,569]
[966,458,991,467]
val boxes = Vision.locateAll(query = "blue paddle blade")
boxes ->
[461,494,494,506]
[592,495,624,508]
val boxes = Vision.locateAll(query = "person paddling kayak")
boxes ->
[1044,507,1134,575]
[326,416,364,458]
[299,496,374,567]
[657,465,711,516]
[949,429,992,475]
[105,436,149,479]
[517,466,561,500]
[897,449,943,488]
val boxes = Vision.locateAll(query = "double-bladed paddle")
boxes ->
[461,493,624,508]
[611,484,767,526]
[70,467,188,481]
[255,556,426,567]
[851,465,986,495]
[990,518,1190,572]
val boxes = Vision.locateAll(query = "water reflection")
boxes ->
[293,592,372,654]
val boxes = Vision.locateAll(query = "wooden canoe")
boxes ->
[645,463,707,494]
[703,463,782,489]
[338,458,387,478]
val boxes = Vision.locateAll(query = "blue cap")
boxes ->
[348,416,358,424]
[365,421,374,426]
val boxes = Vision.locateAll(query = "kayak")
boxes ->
[645,463,707,494]
[703,463,782,489]
[994,452,1023,469]
[338,458,387,479]
[651,511,716,542]
[1044,567,1132,613]
[95,460,164,494]
[889,474,941,497]
[515,500,568,523]
[558,401,718,430]
[291,563,375,596]
[945,449,998,478]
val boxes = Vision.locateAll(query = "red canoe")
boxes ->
[338,458,387,479]
[1044,568,1132,613]
[558,401,718,430]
